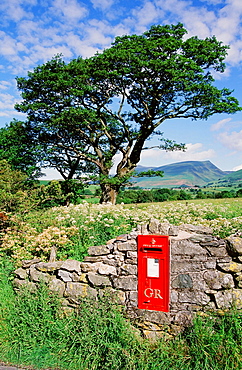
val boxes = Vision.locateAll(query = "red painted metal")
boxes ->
[137,235,170,312]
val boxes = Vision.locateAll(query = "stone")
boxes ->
[171,231,193,241]
[58,270,72,282]
[115,234,128,242]
[205,246,228,257]
[204,259,216,269]
[22,258,41,268]
[117,241,137,252]
[170,290,179,303]
[98,264,117,275]
[12,221,242,339]
[124,258,137,265]
[216,256,232,263]
[138,310,170,325]
[226,236,242,256]
[83,256,105,263]
[171,261,204,274]
[112,275,137,291]
[235,272,242,281]
[204,270,222,290]
[72,272,87,283]
[141,224,148,234]
[174,311,193,326]
[80,262,104,273]
[127,291,138,307]
[35,261,63,272]
[87,272,112,287]
[12,278,36,292]
[148,218,159,233]
[220,273,235,289]
[189,234,214,243]
[214,290,234,309]
[118,264,137,276]
[87,245,110,256]
[29,266,50,283]
[60,259,81,273]
[171,239,206,257]
[168,225,179,236]
[14,267,28,280]
[204,271,234,290]
[171,274,193,289]
[179,224,213,235]
[179,291,210,306]
[65,282,97,299]
[217,261,242,273]
[98,288,126,304]
[127,251,137,258]
[48,278,65,297]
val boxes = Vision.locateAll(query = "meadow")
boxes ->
[0,198,241,369]
[1,198,242,264]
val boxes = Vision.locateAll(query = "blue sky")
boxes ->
[0,0,242,179]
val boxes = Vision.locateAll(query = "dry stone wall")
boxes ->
[14,219,242,338]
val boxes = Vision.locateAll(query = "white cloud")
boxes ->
[0,0,35,22]
[51,0,88,21]
[162,143,216,161]
[130,1,160,32]
[138,143,216,166]
[90,0,115,11]
[210,117,232,131]
[233,164,242,171]
[0,81,12,90]
[218,130,242,151]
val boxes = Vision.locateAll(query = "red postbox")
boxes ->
[137,235,170,312]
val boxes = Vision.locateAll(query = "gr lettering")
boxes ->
[144,288,163,299]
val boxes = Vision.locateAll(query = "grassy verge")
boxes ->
[0,259,241,370]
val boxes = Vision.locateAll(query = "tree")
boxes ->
[0,119,42,179]
[15,23,241,204]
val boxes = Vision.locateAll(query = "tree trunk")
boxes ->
[99,183,119,205]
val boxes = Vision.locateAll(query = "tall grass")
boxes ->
[0,258,241,370]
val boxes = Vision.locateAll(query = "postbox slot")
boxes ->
[142,247,163,252]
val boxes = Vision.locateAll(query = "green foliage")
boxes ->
[117,188,192,204]
[134,169,164,178]
[0,160,30,212]
[0,119,42,179]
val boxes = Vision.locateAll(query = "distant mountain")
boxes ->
[131,161,232,188]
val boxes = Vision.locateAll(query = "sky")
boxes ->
[1,0,242,179]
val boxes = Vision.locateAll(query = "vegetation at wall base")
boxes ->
[0,259,241,370]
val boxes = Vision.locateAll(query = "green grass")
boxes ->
[0,258,241,370]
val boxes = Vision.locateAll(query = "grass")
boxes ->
[0,259,241,370]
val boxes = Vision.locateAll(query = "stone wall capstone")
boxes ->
[13,219,242,339]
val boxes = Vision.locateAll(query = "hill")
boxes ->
[131,160,231,188]
[207,168,242,187]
